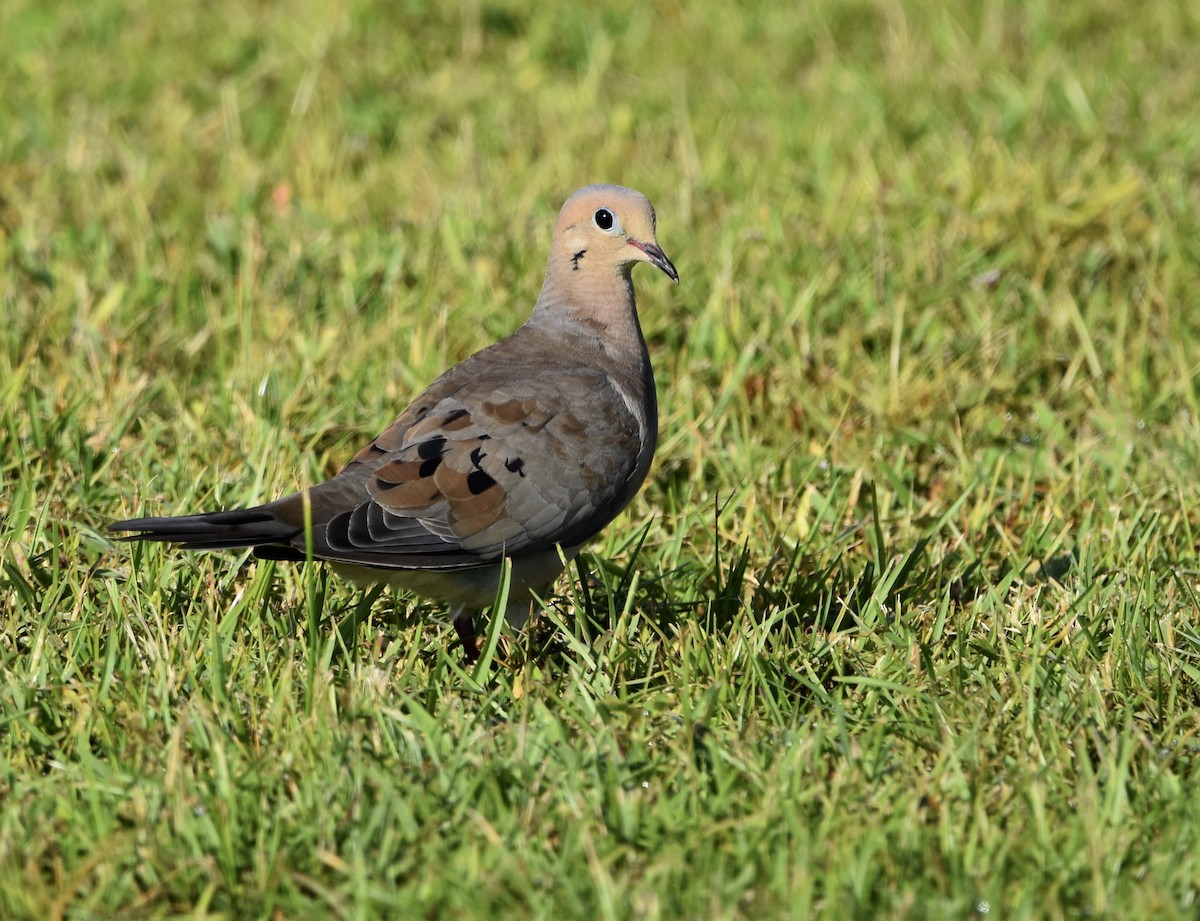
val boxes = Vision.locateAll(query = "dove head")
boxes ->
[548,184,679,290]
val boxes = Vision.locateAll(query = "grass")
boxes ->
[3,0,1200,917]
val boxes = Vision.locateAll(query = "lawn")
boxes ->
[3,0,1200,917]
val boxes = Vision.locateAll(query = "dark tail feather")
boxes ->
[108,507,301,551]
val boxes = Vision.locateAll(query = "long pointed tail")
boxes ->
[109,507,301,551]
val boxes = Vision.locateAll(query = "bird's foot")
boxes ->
[453,610,481,663]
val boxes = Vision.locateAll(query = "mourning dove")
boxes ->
[110,184,678,657]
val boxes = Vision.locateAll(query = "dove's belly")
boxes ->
[331,543,584,628]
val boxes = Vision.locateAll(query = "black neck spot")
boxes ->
[572,249,587,270]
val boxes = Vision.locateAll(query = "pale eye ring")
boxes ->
[593,208,620,233]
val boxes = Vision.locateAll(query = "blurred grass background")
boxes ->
[3,0,1200,918]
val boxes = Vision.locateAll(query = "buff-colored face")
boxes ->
[554,184,679,282]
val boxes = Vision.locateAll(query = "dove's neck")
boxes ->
[529,260,657,454]
[531,262,648,361]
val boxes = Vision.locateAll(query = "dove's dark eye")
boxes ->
[593,208,616,232]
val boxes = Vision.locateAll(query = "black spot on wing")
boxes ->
[418,456,441,477]
[417,436,447,460]
[504,456,526,477]
[464,444,495,493]
[366,436,447,483]
[467,469,497,495]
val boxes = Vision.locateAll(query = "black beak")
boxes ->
[630,240,679,284]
